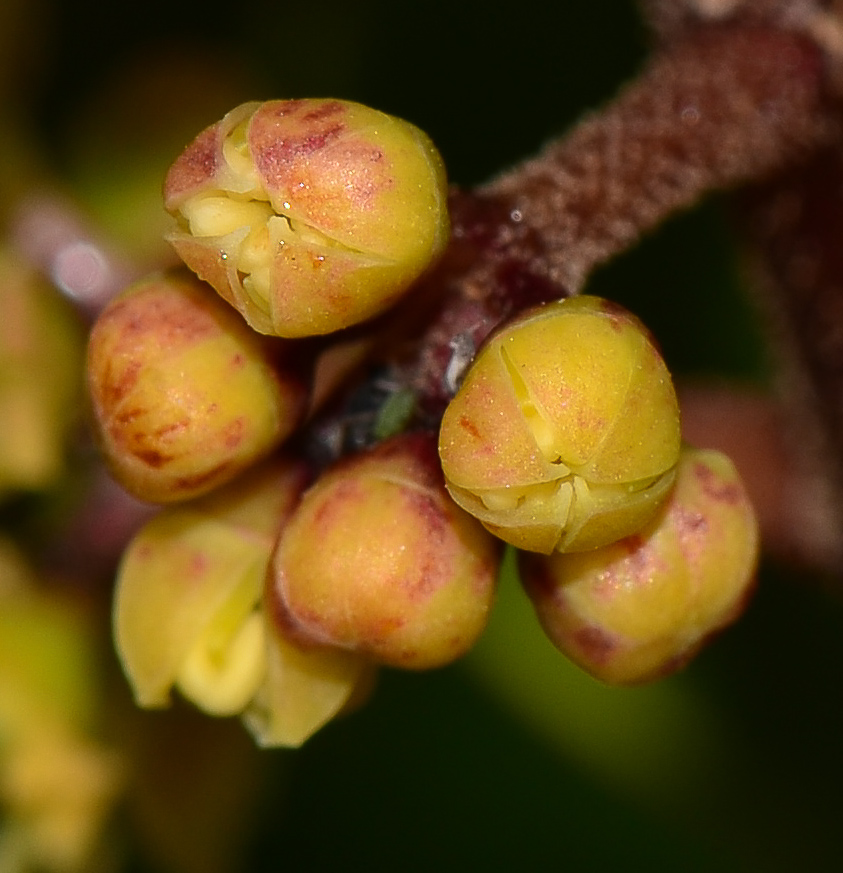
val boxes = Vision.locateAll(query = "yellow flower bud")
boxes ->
[439,296,681,553]
[86,271,310,503]
[0,562,123,873]
[271,433,501,670]
[520,446,759,684]
[164,99,449,338]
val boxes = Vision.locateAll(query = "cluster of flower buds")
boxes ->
[439,295,758,683]
[87,97,761,746]
[114,458,375,746]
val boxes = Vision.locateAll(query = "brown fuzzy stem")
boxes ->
[394,23,835,417]
[312,19,840,473]
[484,23,834,292]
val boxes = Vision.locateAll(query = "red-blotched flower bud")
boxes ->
[86,270,310,503]
[519,446,759,684]
[270,433,501,669]
[164,99,449,338]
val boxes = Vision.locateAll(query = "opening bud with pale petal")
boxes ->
[114,459,373,747]
[164,99,449,338]
[270,433,502,670]
[519,446,759,684]
[86,270,310,503]
[439,295,681,553]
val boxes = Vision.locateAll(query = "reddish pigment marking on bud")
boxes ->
[574,625,617,665]
[163,125,220,208]
[302,101,345,125]
[131,448,174,469]
[135,543,153,561]
[458,416,481,440]
[597,299,628,332]
[675,506,707,535]
[252,110,345,180]
[173,463,232,493]
[693,461,742,504]
[223,417,245,449]
[401,492,448,603]
[153,419,190,438]
[188,551,209,579]
[622,533,645,554]
[112,407,145,426]
[310,478,363,531]
[109,294,217,350]
[102,360,140,408]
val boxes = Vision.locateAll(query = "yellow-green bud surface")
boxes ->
[164,99,449,337]
[439,296,681,553]
[0,559,123,872]
[86,271,308,503]
[520,446,759,684]
[271,434,501,670]
[114,460,306,712]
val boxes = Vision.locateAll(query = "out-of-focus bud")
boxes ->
[439,295,681,554]
[270,433,501,670]
[114,459,370,747]
[0,248,84,497]
[164,98,449,338]
[86,270,310,503]
[0,545,123,873]
[519,446,759,685]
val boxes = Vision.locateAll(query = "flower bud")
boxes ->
[0,562,123,873]
[519,446,759,684]
[114,459,308,713]
[114,458,371,746]
[86,270,309,503]
[439,295,681,553]
[0,248,84,496]
[164,99,450,338]
[270,433,501,670]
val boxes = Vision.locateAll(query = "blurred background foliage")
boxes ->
[3,0,843,870]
